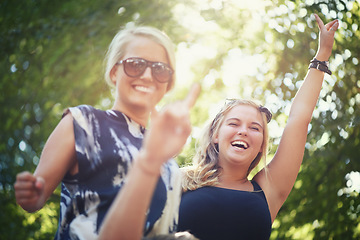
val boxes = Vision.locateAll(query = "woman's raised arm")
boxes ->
[255,14,339,221]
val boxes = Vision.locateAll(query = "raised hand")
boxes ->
[14,171,45,212]
[314,13,339,61]
[138,83,201,174]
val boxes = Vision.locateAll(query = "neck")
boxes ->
[217,173,252,191]
[219,173,248,185]
[218,160,250,182]
[216,162,251,189]
[112,104,149,127]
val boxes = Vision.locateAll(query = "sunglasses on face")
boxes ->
[117,57,173,83]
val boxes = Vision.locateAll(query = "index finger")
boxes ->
[314,14,326,31]
[184,83,201,109]
[326,19,339,32]
[16,171,36,182]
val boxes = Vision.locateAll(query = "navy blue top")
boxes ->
[178,181,271,240]
[55,105,182,240]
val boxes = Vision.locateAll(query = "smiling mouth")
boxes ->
[231,140,249,149]
[134,85,154,93]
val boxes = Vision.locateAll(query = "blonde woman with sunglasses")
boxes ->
[14,25,200,240]
[178,14,338,240]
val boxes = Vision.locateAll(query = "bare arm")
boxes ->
[99,84,200,240]
[255,14,339,221]
[14,113,77,212]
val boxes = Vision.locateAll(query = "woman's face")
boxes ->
[111,36,170,116]
[214,105,264,170]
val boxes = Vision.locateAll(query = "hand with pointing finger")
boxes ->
[137,83,201,175]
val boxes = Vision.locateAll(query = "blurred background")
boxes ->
[1,0,359,239]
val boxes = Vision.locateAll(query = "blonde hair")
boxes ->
[182,99,271,192]
[104,25,176,91]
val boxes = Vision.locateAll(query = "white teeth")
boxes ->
[231,140,249,149]
[134,85,153,93]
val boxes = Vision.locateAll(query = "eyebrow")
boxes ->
[226,118,264,129]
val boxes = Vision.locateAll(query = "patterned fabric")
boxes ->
[55,105,182,240]
[178,181,272,240]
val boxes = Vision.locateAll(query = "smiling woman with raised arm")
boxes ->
[14,25,200,240]
[178,14,339,240]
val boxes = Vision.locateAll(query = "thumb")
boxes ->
[35,177,45,191]
[329,20,339,33]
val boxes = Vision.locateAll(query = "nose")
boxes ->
[140,66,153,82]
[237,127,247,136]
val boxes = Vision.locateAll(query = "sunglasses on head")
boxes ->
[225,99,273,123]
[117,57,173,83]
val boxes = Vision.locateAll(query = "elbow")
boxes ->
[288,115,312,129]
[289,107,315,125]
[18,202,44,213]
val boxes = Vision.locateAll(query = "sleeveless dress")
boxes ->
[54,105,182,240]
[178,181,271,240]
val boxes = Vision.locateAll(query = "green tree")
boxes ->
[2,0,359,239]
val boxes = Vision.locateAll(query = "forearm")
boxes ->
[289,14,337,123]
[99,85,199,239]
[289,66,325,123]
[99,156,161,240]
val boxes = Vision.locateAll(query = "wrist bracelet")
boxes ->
[308,58,332,75]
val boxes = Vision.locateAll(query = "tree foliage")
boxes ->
[1,0,359,239]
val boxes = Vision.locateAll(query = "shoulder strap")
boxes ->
[250,180,262,191]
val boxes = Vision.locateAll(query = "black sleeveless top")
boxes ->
[178,181,271,240]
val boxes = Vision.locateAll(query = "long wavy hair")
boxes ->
[182,99,271,192]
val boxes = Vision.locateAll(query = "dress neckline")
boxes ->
[210,181,263,193]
